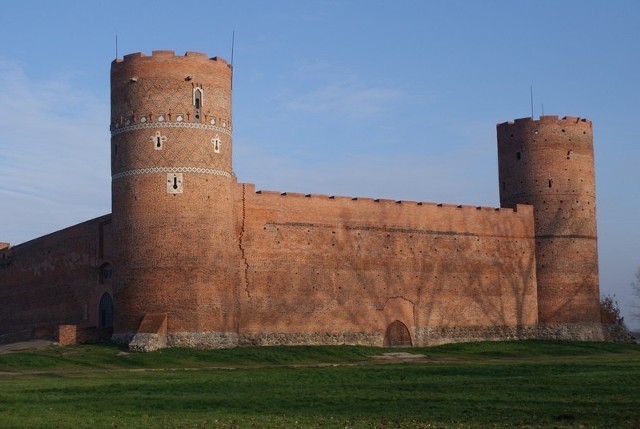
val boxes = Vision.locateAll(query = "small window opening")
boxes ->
[99,263,112,284]
[193,88,203,123]
[212,136,221,153]
[567,149,573,159]
[516,152,521,160]
[548,179,553,188]
[152,131,166,150]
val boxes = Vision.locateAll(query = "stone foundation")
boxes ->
[238,331,381,347]
[112,323,634,351]
[414,325,539,346]
[166,332,239,349]
[415,323,635,346]
[129,333,167,352]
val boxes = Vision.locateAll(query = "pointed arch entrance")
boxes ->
[98,293,114,328]
[383,320,412,347]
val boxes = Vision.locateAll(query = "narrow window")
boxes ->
[516,152,521,160]
[99,263,112,284]
[166,173,183,194]
[212,136,221,153]
[151,131,166,150]
[193,88,203,123]
[548,179,553,188]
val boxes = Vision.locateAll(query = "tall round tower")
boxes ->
[497,116,600,328]
[110,51,239,349]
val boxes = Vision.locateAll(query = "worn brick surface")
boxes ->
[0,52,606,348]
[236,187,538,345]
[497,116,599,325]
[0,216,113,343]
[110,51,239,337]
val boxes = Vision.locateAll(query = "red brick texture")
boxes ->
[236,186,538,344]
[0,52,606,348]
[497,116,600,325]
[110,51,239,339]
[0,216,113,343]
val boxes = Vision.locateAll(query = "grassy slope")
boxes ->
[1,341,639,428]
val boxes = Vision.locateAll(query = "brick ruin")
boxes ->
[0,51,625,350]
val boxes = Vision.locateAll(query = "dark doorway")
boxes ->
[98,293,114,328]
[383,320,412,347]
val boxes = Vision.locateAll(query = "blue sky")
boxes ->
[1,0,639,326]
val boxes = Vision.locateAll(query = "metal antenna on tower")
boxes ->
[541,103,544,116]
[115,34,119,59]
[230,31,235,89]
[530,85,534,119]
[231,30,235,67]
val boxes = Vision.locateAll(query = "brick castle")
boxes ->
[0,51,621,350]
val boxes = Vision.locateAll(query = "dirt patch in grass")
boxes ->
[0,340,57,355]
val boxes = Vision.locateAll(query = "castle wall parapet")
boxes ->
[115,50,229,66]
[244,183,533,236]
[498,115,592,129]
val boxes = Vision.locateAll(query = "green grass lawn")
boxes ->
[1,341,639,428]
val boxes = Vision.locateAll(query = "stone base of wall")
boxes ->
[415,323,635,346]
[111,323,635,351]
[166,332,238,349]
[129,333,167,352]
[414,325,538,346]
[238,331,381,347]
[114,331,239,350]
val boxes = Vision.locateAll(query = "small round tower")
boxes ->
[497,116,600,327]
[110,51,239,349]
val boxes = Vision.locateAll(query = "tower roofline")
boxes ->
[497,115,591,129]
[112,50,230,68]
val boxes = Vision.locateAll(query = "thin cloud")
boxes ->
[279,61,405,119]
[286,81,404,118]
[0,58,110,245]
[235,134,498,208]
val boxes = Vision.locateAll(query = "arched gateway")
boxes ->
[383,320,412,347]
[98,293,114,328]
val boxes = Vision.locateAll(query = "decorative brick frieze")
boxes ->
[112,166,233,180]
[111,121,232,137]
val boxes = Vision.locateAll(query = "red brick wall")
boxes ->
[497,116,599,324]
[235,184,538,343]
[0,215,113,343]
[110,51,239,337]
[0,51,601,348]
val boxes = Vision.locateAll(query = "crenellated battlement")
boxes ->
[247,183,531,219]
[110,50,233,130]
[497,115,592,130]
[113,50,230,67]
